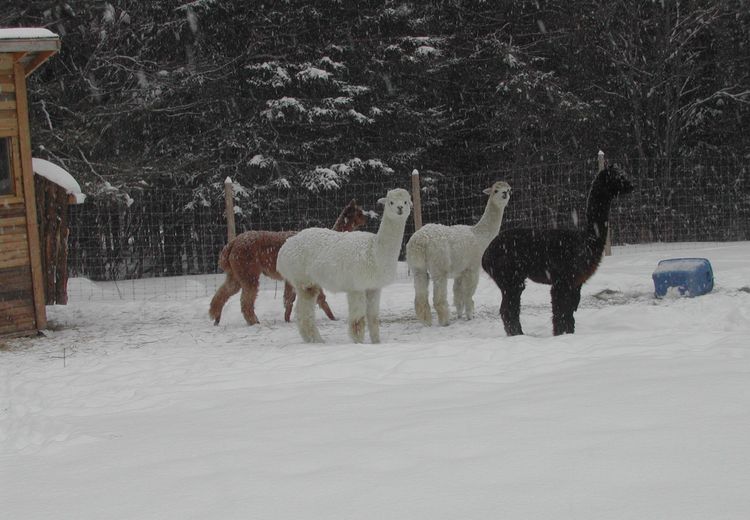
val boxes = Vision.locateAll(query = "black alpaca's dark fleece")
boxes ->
[482,165,634,336]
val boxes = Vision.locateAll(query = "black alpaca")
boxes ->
[481,164,634,336]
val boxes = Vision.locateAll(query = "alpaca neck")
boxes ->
[472,201,506,248]
[374,214,407,261]
[584,184,614,253]
[332,212,350,231]
[332,215,345,231]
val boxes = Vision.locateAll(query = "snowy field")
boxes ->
[2,242,750,520]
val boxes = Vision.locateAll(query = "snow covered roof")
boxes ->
[32,158,86,204]
[0,28,58,40]
[0,28,60,74]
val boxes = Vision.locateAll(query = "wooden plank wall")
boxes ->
[35,176,70,305]
[0,57,37,335]
[0,205,36,335]
[0,69,17,133]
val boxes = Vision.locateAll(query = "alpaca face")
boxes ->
[378,188,412,219]
[483,181,512,207]
[602,164,634,196]
[341,200,368,229]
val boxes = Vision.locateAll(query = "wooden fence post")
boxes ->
[224,177,236,242]
[598,150,613,256]
[411,168,423,231]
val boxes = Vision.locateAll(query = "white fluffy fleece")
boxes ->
[406,181,511,326]
[277,188,412,343]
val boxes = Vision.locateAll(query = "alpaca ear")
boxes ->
[483,187,492,195]
[378,197,387,205]
[347,198,356,207]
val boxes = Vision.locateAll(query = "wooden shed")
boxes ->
[33,158,85,306]
[0,28,60,337]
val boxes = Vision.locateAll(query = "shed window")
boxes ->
[0,138,12,196]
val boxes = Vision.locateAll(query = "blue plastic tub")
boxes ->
[652,258,714,298]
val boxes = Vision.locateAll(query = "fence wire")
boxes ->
[66,156,750,301]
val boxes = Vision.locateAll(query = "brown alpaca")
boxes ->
[209,200,367,326]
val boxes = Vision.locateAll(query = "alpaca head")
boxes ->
[339,199,368,230]
[378,188,412,220]
[483,181,512,208]
[596,164,634,198]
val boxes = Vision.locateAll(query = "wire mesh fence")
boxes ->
[66,155,750,301]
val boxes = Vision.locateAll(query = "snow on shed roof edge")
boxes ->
[0,28,59,40]
[32,158,86,204]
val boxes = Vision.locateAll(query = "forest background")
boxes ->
[5,0,749,186]
[3,0,749,280]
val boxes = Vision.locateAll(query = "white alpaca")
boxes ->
[406,181,511,326]
[277,188,412,343]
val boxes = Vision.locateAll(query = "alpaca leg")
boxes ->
[433,275,451,326]
[551,284,578,336]
[365,289,381,344]
[316,289,337,321]
[413,269,432,326]
[453,276,465,319]
[500,281,524,336]
[209,274,241,325]
[568,286,582,334]
[347,291,367,343]
[239,275,261,325]
[295,285,324,343]
[283,282,295,322]
[462,269,480,320]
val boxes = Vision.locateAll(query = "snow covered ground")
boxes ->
[2,242,749,520]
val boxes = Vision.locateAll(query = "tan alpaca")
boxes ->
[209,200,367,326]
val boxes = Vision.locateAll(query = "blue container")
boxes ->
[652,258,714,298]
